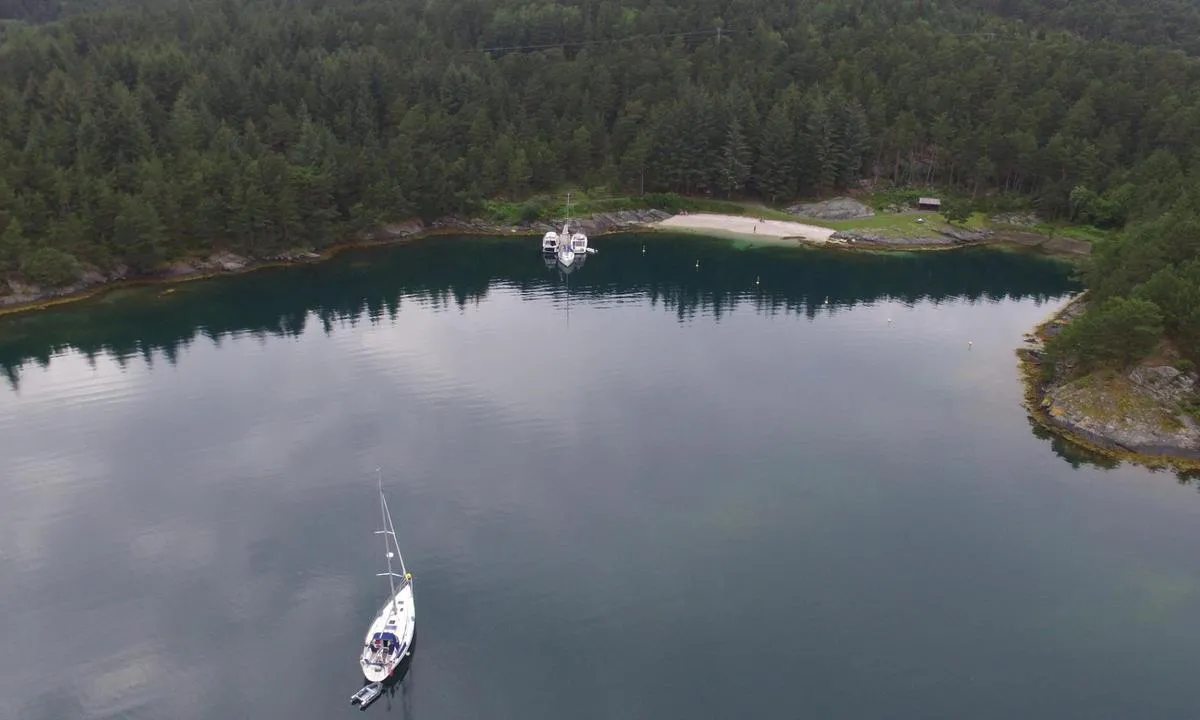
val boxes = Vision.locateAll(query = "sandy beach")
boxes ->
[653,213,838,244]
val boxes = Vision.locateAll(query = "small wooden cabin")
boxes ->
[917,197,941,211]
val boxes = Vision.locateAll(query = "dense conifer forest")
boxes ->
[1,0,1200,370]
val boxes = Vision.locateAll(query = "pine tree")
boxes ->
[619,132,652,196]
[232,162,271,253]
[806,95,837,196]
[112,194,166,274]
[717,118,751,198]
[755,101,796,204]
[0,217,29,272]
[507,148,532,197]
[833,100,869,190]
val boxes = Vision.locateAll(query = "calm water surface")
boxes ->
[3,235,1200,720]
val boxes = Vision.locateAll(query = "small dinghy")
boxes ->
[350,682,383,709]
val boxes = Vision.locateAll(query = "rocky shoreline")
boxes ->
[786,197,1094,254]
[0,208,674,317]
[6,202,1169,471]
[828,225,1093,255]
[1019,293,1200,469]
[830,226,991,247]
[0,205,1085,318]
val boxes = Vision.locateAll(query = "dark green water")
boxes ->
[3,234,1199,719]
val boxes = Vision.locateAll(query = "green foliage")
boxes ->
[519,199,546,224]
[112,194,166,274]
[754,100,796,204]
[1070,184,1128,228]
[940,199,972,225]
[976,193,1034,216]
[20,246,81,287]
[969,0,1200,55]
[868,188,924,211]
[0,0,1198,284]
[1136,262,1200,361]
[717,118,751,198]
[1045,297,1165,373]
[0,218,29,272]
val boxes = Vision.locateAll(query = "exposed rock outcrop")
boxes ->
[936,227,993,243]
[367,219,424,241]
[1039,369,1200,459]
[828,230,965,246]
[0,251,262,311]
[1022,294,1200,465]
[1129,365,1197,405]
[990,212,1042,227]
[0,209,675,315]
[1042,236,1093,256]
[786,197,875,220]
[993,230,1092,256]
[2,265,128,310]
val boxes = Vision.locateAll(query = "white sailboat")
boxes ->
[553,193,593,269]
[357,471,415,685]
[556,221,578,268]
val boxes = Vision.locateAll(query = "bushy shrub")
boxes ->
[21,247,83,287]
[1045,296,1164,374]
[518,199,545,223]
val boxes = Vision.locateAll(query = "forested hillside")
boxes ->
[962,0,1200,54]
[1,0,1200,300]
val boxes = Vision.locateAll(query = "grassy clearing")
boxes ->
[1029,223,1112,245]
[483,189,1104,250]
[812,211,988,238]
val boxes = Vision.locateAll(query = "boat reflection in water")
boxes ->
[543,250,588,276]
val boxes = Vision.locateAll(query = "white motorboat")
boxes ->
[357,471,415,684]
[541,230,559,254]
[569,230,591,255]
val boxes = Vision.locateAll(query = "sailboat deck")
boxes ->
[361,581,415,681]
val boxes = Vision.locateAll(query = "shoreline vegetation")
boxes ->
[0,194,1091,319]
[1020,295,1200,473]
[0,0,1197,471]
[5,193,1194,470]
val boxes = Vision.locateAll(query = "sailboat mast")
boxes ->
[564,192,572,235]
[381,491,407,577]
[377,469,397,610]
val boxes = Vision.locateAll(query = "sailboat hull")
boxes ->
[360,582,416,683]
[557,248,576,267]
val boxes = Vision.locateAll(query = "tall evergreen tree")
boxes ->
[112,194,165,273]
[717,118,751,197]
[756,101,796,204]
